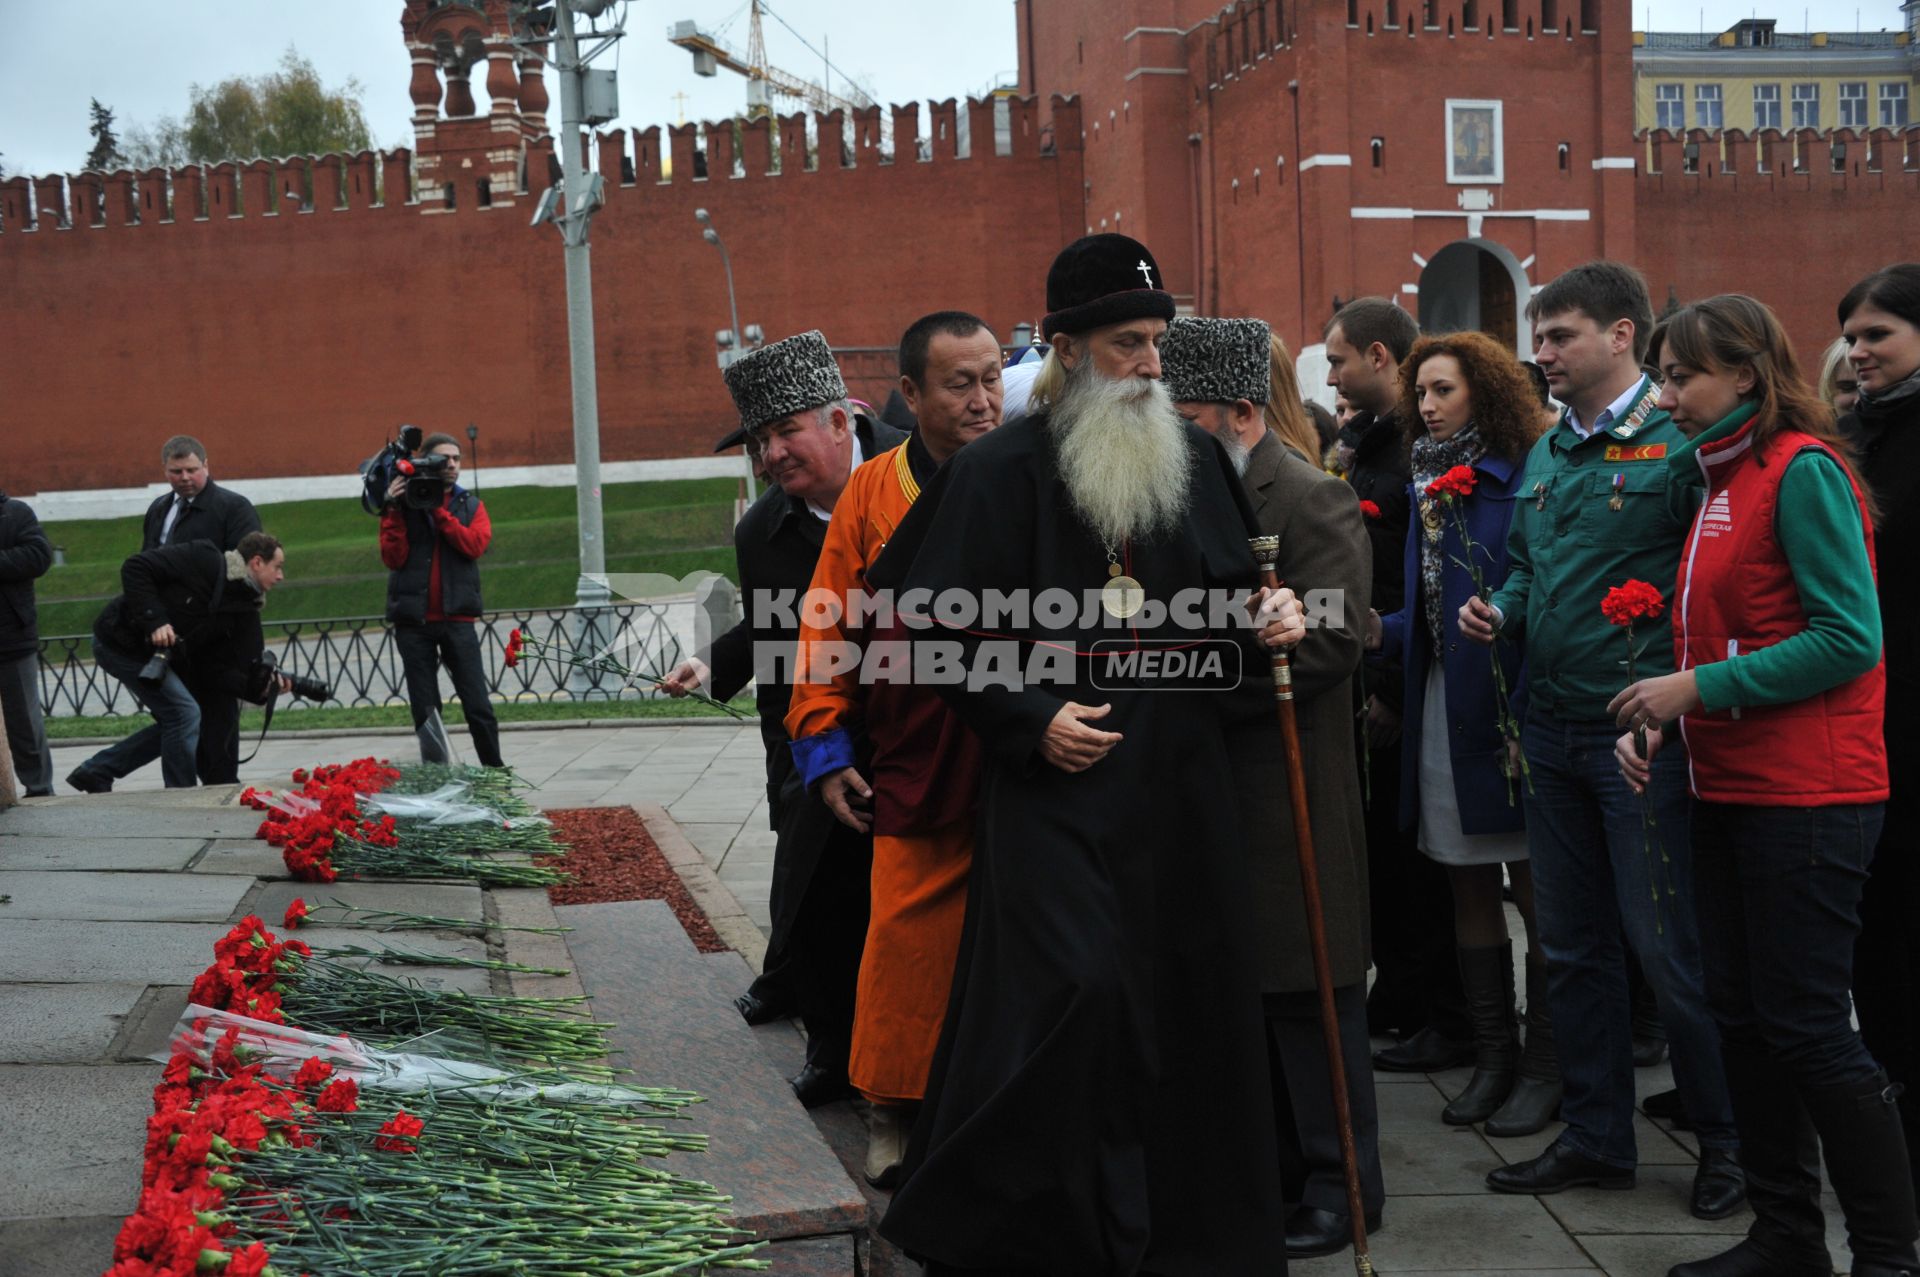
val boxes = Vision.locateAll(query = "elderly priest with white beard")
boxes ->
[872,234,1308,1277]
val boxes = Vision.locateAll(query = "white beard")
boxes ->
[1216,428,1251,476]
[1047,361,1193,547]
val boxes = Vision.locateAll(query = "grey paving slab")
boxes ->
[112,986,191,1063]
[0,920,229,983]
[681,821,742,858]
[1379,1126,1510,1195]
[0,805,263,840]
[1376,1076,1456,1132]
[559,899,865,1242]
[0,1215,122,1277]
[193,838,293,877]
[0,836,206,872]
[0,1065,158,1220]
[249,879,486,927]
[0,870,255,922]
[1335,1193,1596,1270]
[0,983,147,1064]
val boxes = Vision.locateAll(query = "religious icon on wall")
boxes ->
[1447,99,1504,183]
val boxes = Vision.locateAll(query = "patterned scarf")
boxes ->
[1410,424,1486,657]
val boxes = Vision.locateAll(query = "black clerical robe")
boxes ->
[873,412,1286,1276]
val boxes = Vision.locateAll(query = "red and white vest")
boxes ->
[1676,422,1888,805]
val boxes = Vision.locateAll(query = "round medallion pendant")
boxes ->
[1101,574,1145,619]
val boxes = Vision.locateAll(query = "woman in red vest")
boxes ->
[1611,294,1915,1277]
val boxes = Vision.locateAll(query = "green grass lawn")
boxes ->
[36,478,744,637]
[42,694,759,740]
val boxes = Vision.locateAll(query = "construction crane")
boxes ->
[668,1,875,122]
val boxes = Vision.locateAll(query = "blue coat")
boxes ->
[1376,453,1528,836]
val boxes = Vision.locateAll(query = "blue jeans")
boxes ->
[86,640,202,788]
[1521,711,1737,1166]
[1694,800,1887,1088]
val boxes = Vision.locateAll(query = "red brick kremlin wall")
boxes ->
[1632,127,1920,359]
[4,0,1912,491]
[0,97,1085,492]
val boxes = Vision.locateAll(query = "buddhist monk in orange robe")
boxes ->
[785,313,1004,1187]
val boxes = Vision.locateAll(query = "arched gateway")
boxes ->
[1417,239,1534,356]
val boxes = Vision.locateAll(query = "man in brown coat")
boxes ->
[1163,316,1382,1260]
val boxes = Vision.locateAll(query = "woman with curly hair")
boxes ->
[1365,330,1553,1133]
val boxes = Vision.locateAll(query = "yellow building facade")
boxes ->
[1633,17,1918,134]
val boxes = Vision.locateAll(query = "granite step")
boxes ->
[555,899,867,1257]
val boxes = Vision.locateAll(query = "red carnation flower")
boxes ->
[1424,464,1477,499]
[290,768,310,784]
[282,899,309,930]
[1602,579,1665,626]
[293,1057,334,1090]
[503,627,525,669]
[375,1108,425,1153]
[1358,499,1382,520]
[315,1078,359,1113]
[223,1243,273,1277]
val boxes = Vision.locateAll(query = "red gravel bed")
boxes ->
[540,807,731,954]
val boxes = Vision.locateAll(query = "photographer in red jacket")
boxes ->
[378,432,504,768]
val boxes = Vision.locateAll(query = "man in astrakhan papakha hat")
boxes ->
[659,330,906,1107]
[873,234,1306,1276]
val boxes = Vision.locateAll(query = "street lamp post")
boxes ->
[553,0,610,614]
[696,207,756,501]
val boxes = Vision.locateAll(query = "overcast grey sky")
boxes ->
[1,0,1908,179]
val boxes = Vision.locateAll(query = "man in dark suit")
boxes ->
[142,437,261,555]
[658,330,906,1106]
[1164,316,1384,1260]
[139,436,262,785]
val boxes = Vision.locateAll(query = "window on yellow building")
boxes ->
[1755,84,1782,131]
[1656,84,1685,130]
[1882,83,1910,128]
[1792,84,1820,130]
[1695,84,1723,128]
[1841,82,1868,129]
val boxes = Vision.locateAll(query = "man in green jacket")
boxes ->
[1461,262,1744,1222]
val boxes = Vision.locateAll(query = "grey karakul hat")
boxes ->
[1159,316,1272,406]
[716,330,848,449]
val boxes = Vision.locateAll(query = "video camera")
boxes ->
[360,424,455,513]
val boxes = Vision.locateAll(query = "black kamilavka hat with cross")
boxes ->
[1041,233,1178,340]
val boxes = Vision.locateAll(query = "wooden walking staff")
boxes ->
[1249,534,1376,1276]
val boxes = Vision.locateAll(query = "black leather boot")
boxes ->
[1801,1072,1920,1271]
[1443,944,1519,1126]
[1700,1041,1828,1274]
[1484,953,1563,1138]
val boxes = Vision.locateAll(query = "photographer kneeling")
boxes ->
[378,432,504,769]
[69,532,291,792]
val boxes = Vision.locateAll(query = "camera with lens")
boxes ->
[249,651,334,704]
[394,449,456,510]
[138,645,177,684]
[360,424,450,513]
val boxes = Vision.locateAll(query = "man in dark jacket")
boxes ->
[141,436,262,784]
[659,330,906,1106]
[0,489,55,796]
[142,437,261,553]
[1326,297,1472,1069]
[1166,316,1384,1258]
[379,432,503,769]
[69,532,289,791]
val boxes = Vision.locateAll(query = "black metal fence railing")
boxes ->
[37,603,704,719]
